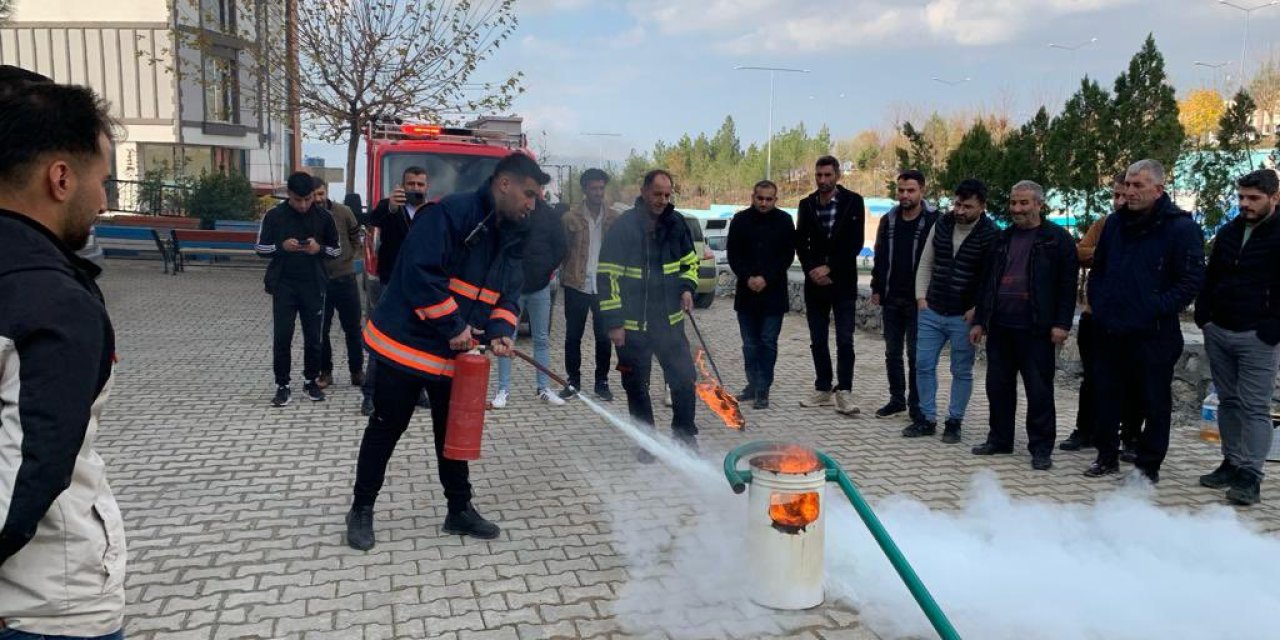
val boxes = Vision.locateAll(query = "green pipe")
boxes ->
[723,442,962,640]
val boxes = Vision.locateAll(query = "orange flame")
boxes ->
[693,348,746,430]
[769,492,820,530]
[752,445,822,474]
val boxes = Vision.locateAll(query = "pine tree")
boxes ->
[939,121,1003,213]
[1111,34,1184,175]
[1048,77,1117,232]
[995,107,1053,222]
[893,122,940,199]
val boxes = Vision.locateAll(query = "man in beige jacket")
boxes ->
[560,168,622,400]
[0,67,127,639]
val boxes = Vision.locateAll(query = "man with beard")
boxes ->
[560,168,622,401]
[313,178,365,393]
[905,179,999,444]
[727,180,796,409]
[796,156,866,415]
[869,170,938,422]
[1086,159,1204,484]
[345,153,547,550]
[1195,169,1280,505]
[969,181,1078,470]
[0,70,128,639]
[255,172,342,406]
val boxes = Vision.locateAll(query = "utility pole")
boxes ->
[285,0,301,171]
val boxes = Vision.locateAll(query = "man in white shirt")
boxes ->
[560,169,622,400]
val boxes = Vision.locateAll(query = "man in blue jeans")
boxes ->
[493,198,567,407]
[904,179,999,443]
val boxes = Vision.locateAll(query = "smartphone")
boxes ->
[405,190,426,206]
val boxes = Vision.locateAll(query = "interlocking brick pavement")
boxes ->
[93,261,1280,639]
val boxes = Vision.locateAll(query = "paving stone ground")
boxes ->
[95,261,1280,640]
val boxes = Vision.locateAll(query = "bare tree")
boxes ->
[0,0,13,25]
[296,0,522,192]
[168,0,521,192]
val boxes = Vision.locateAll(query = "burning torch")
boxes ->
[686,311,746,430]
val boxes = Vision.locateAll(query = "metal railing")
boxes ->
[106,179,189,216]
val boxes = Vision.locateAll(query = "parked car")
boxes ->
[682,215,718,309]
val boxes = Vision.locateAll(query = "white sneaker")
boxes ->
[800,390,833,407]
[491,389,509,409]
[538,388,566,406]
[834,391,861,416]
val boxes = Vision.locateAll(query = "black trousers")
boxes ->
[271,280,325,387]
[737,311,784,392]
[804,284,856,391]
[563,287,613,388]
[352,362,470,513]
[984,326,1058,457]
[617,325,698,436]
[1093,324,1183,472]
[1074,312,1144,446]
[882,296,921,418]
[321,274,364,376]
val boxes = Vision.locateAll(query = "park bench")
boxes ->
[171,229,261,272]
[94,225,178,273]
[101,214,201,229]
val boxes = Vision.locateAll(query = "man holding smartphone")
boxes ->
[255,172,342,406]
[360,166,431,415]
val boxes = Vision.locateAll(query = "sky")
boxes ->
[306,0,1280,198]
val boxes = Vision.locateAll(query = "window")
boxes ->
[379,153,502,203]
[200,0,236,33]
[204,56,238,124]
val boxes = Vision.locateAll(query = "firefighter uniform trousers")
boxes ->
[352,363,471,514]
[618,320,698,438]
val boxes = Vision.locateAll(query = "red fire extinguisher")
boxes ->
[443,351,489,461]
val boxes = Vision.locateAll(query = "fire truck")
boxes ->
[360,115,528,307]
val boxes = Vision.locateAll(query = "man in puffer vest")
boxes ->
[598,170,700,461]
[904,179,999,444]
[345,153,548,551]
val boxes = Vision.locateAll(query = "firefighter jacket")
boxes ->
[596,199,699,333]
[364,184,525,379]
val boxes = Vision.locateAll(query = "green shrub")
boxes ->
[184,171,256,229]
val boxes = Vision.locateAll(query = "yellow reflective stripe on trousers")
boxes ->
[668,310,684,325]
[623,319,644,331]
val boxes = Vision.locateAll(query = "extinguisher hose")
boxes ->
[723,442,962,640]
[509,348,576,393]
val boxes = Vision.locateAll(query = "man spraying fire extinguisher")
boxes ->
[345,153,549,551]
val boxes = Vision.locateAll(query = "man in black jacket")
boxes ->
[358,166,431,415]
[493,197,567,408]
[0,72,128,637]
[255,172,341,407]
[796,155,866,415]
[727,180,796,410]
[969,181,1078,470]
[869,170,938,421]
[1195,169,1280,505]
[1086,159,1205,483]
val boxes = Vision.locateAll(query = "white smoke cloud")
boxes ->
[586,418,1280,640]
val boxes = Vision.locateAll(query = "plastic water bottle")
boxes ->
[1200,384,1221,443]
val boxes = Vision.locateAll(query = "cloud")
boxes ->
[628,0,1138,52]
[519,34,575,59]
[517,0,594,14]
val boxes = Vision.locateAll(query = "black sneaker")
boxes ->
[594,383,614,402]
[875,400,908,418]
[971,442,1013,455]
[738,385,757,402]
[1200,460,1240,489]
[1058,431,1092,451]
[559,386,579,400]
[360,395,374,417]
[303,380,326,402]
[345,505,375,551]
[902,420,937,438]
[753,391,770,410]
[1084,461,1120,478]
[271,386,291,407]
[443,504,500,539]
[941,419,962,444]
[1032,456,1053,471]
[1226,469,1262,506]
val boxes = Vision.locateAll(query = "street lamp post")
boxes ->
[930,76,971,87]
[1195,60,1234,91]
[1218,0,1280,90]
[580,132,622,169]
[1047,37,1099,52]
[734,65,810,180]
